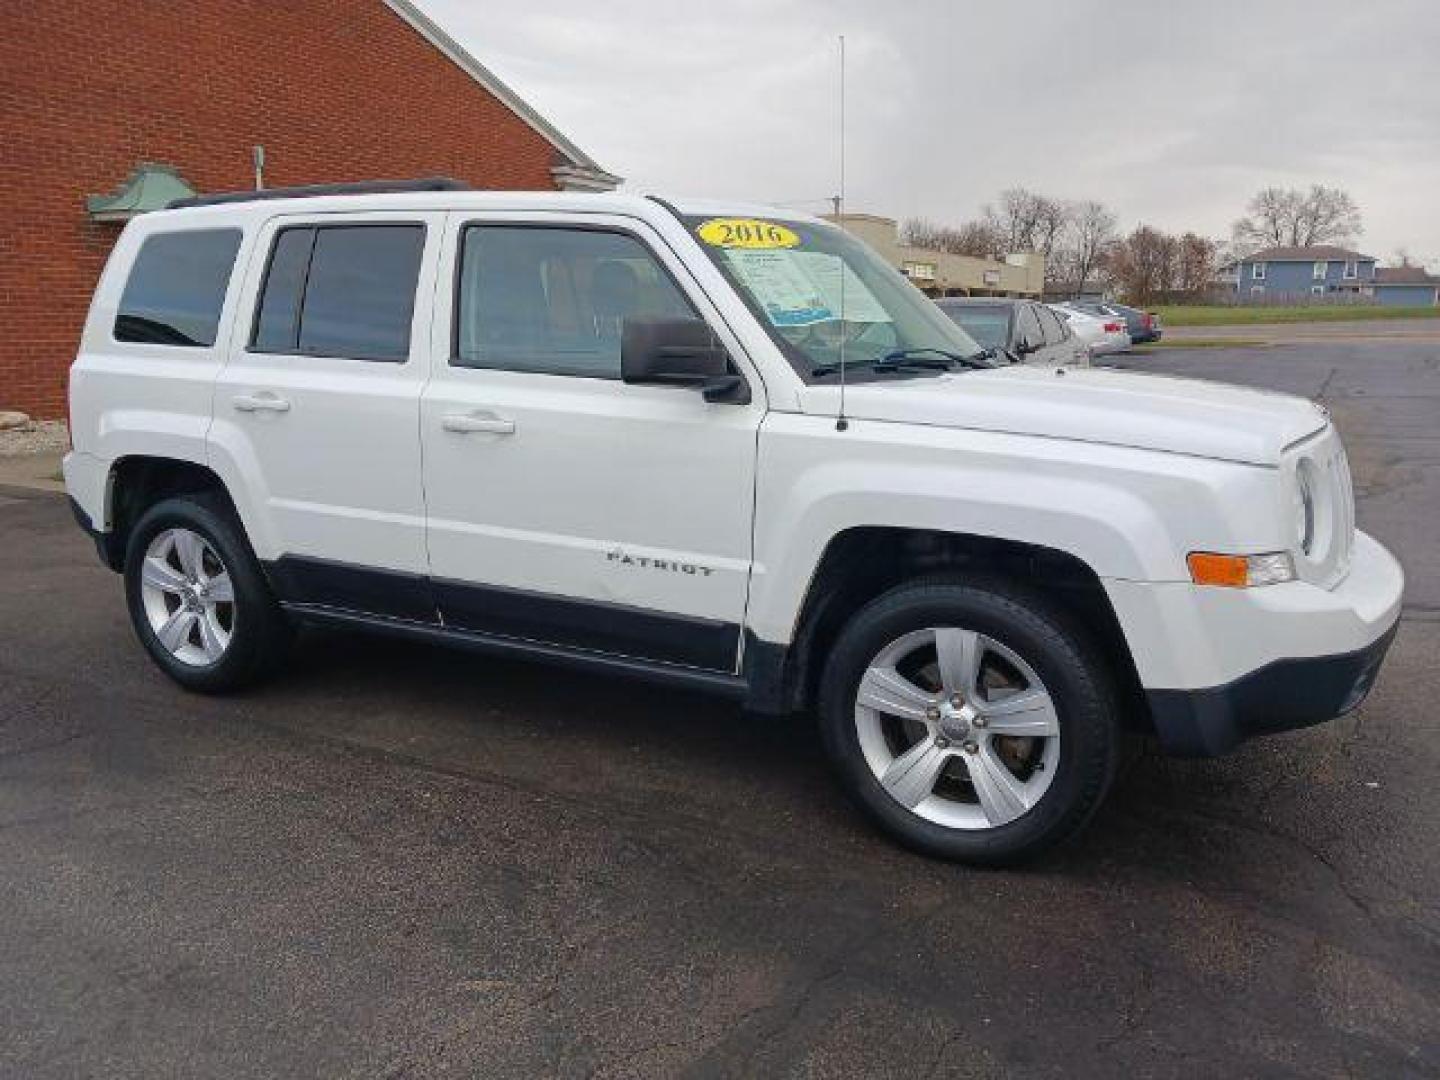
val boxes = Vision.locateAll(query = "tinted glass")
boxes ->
[1037,305,1065,345]
[298,225,425,361]
[455,227,697,378]
[251,227,315,353]
[115,229,242,346]
[937,304,1010,349]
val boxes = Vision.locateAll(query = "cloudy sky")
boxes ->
[420,0,1440,264]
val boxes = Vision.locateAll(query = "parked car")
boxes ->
[1050,304,1130,357]
[935,298,1089,367]
[65,183,1403,865]
[1061,300,1162,344]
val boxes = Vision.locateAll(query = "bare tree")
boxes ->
[950,220,1007,259]
[1105,226,1179,305]
[982,188,1070,256]
[1392,247,1418,268]
[900,218,951,250]
[901,217,1005,259]
[1174,233,1219,296]
[1059,200,1117,294]
[1032,198,1070,260]
[1233,185,1362,251]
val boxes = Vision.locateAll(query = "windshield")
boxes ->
[682,214,984,380]
[937,304,1010,350]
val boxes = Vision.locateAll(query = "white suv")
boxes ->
[64,181,1404,863]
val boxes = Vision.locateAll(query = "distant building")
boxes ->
[1228,246,1437,306]
[1212,261,1241,292]
[2,0,619,419]
[824,214,1045,298]
[1371,267,1440,306]
[1234,245,1377,301]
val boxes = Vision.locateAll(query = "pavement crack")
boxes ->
[1314,364,1341,403]
[1167,804,1385,929]
[677,894,955,1077]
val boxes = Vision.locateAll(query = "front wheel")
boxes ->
[818,578,1119,865]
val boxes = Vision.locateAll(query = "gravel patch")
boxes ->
[0,420,70,457]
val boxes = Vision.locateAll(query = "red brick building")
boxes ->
[0,0,618,419]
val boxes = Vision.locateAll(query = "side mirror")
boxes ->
[621,318,749,404]
[1014,338,1040,356]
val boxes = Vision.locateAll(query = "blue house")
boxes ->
[1234,246,1438,306]
[1371,267,1440,306]
[1236,245,1376,301]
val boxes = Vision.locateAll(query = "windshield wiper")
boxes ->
[812,347,993,377]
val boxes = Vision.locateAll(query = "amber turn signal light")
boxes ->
[1188,551,1297,588]
[1187,553,1249,587]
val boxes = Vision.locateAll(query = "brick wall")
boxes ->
[0,0,564,418]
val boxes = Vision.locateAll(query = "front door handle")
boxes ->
[442,412,515,435]
[232,392,291,413]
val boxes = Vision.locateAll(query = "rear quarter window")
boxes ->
[114,229,242,347]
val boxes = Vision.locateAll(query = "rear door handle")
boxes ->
[232,392,291,413]
[442,411,515,435]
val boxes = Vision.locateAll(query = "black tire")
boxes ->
[123,492,292,692]
[818,576,1119,865]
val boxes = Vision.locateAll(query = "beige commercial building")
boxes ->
[825,213,1045,298]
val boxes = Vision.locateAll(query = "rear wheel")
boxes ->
[123,494,291,692]
[818,577,1119,864]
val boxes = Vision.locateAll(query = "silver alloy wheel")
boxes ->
[854,626,1060,830]
[139,527,236,667]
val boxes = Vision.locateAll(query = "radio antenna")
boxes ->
[835,33,849,432]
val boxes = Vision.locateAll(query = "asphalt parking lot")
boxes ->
[2,343,1437,1078]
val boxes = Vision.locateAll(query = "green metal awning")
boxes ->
[85,164,197,222]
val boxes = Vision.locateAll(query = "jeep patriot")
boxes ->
[64,180,1404,862]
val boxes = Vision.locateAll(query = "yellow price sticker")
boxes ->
[697,218,800,250]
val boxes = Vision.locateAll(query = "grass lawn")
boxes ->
[1154,305,1440,327]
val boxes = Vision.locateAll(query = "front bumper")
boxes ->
[1105,530,1404,756]
[1144,620,1398,756]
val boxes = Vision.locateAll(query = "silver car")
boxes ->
[935,298,1089,367]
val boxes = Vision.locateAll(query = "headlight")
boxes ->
[1188,551,1297,588]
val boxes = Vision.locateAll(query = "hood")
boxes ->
[798,365,1327,466]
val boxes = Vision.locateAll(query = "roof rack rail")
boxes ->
[168,177,471,209]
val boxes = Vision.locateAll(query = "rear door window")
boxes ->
[251,224,425,361]
[115,229,242,346]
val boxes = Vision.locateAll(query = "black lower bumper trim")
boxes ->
[1144,621,1399,757]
